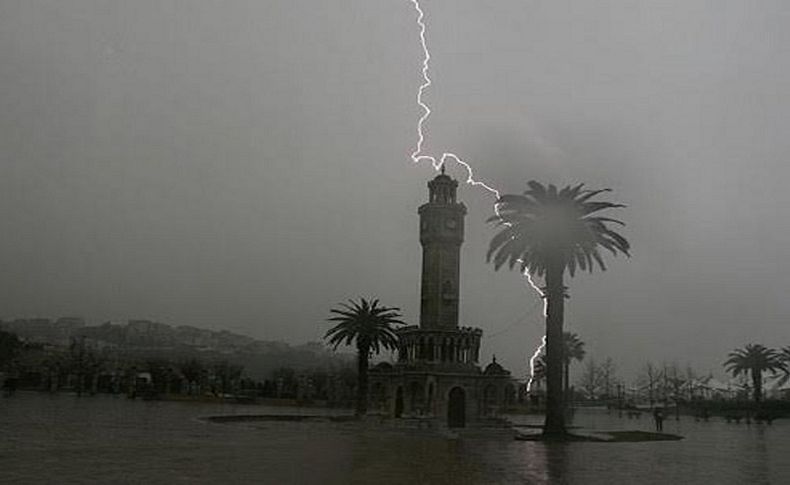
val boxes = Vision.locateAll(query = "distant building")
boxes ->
[370,169,515,428]
[2,317,83,345]
[54,317,86,329]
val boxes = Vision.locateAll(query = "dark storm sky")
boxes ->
[1,0,788,379]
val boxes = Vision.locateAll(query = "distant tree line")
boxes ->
[567,344,790,420]
[1,329,357,406]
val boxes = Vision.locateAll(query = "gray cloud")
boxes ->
[1,0,788,380]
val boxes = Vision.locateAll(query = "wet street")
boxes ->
[2,392,789,484]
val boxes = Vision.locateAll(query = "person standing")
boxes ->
[653,407,665,432]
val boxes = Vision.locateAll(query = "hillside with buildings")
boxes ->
[0,318,351,380]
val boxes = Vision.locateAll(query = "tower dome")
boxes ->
[484,356,509,376]
[427,165,459,204]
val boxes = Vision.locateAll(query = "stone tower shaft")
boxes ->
[418,171,466,329]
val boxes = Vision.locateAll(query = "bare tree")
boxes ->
[665,363,686,420]
[639,362,663,408]
[684,365,697,401]
[578,358,601,400]
[599,357,617,400]
[68,337,103,396]
[212,361,244,396]
[179,359,204,395]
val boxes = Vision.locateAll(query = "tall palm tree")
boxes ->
[776,346,790,388]
[724,344,786,403]
[563,332,586,401]
[325,297,405,416]
[780,346,790,364]
[487,181,629,436]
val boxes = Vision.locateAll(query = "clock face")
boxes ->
[445,218,457,229]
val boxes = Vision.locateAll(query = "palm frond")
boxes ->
[323,297,405,353]
[487,180,629,278]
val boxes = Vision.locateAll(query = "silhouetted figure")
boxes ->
[653,407,665,432]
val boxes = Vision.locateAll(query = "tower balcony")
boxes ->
[396,326,483,366]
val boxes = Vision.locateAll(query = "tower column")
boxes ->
[418,171,467,330]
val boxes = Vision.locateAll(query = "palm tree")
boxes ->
[724,344,786,403]
[563,332,586,401]
[487,181,629,436]
[533,353,547,383]
[780,346,790,363]
[776,346,790,388]
[325,297,405,416]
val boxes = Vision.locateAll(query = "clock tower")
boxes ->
[368,168,513,427]
[418,166,467,329]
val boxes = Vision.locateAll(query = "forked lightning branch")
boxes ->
[406,0,546,389]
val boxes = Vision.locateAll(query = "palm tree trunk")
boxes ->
[543,260,566,436]
[564,362,570,404]
[356,345,369,416]
[752,369,762,404]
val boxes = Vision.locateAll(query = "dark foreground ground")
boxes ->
[2,392,789,484]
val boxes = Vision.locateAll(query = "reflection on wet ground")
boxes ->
[2,392,789,484]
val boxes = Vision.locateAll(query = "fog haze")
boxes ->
[2,0,789,379]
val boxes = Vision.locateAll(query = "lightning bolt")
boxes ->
[408,0,545,392]
[527,336,547,392]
